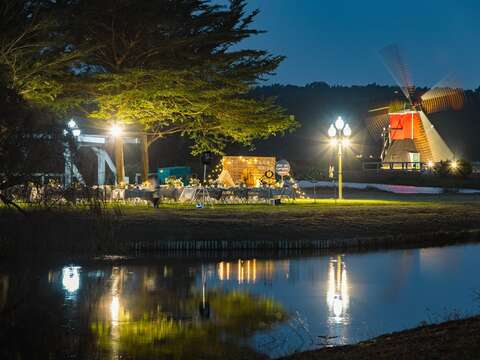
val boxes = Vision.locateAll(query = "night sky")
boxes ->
[240,0,480,89]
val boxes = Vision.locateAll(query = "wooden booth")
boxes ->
[219,156,276,187]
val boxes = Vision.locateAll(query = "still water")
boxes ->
[1,244,479,359]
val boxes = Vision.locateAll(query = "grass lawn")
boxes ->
[2,193,480,254]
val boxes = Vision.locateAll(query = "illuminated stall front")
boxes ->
[219,156,276,187]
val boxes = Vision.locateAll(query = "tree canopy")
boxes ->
[0,0,81,103]
[0,78,69,211]
[36,0,296,153]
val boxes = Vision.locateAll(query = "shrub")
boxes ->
[434,160,451,177]
[454,159,473,178]
[434,159,473,179]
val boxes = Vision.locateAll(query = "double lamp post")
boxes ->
[328,116,351,200]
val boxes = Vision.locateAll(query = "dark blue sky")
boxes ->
[240,0,480,89]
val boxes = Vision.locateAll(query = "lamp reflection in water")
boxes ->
[62,266,81,294]
[111,295,120,323]
[109,267,124,359]
[326,255,349,324]
[110,267,123,324]
[218,259,280,284]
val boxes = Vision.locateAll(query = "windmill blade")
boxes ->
[421,75,464,113]
[366,106,390,141]
[380,44,415,103]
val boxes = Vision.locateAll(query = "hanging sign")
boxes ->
[275,159,291,177]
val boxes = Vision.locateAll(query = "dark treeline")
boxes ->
[250,82,480,163]
[147,82,480,177]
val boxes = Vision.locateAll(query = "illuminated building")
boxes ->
[381,111,454,168]
[366,45,462,169]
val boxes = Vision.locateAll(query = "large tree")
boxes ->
[0,79,70,212]
[47,0,296,154]
[0,1,80,209]
[0,0,81,104]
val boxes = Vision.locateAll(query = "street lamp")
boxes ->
[328,116,351,200]
[67,119,81,137]
[110,124,124,138]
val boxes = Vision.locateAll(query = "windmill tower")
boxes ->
[366,45,464,169]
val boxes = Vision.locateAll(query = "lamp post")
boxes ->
[64,119,82,186]
[328,117,351,200]
[67,119,81,138]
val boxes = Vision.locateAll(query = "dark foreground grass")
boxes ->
[282,316,480,360]
[1,194,480,255]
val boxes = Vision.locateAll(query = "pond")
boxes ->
[1,244,479,359]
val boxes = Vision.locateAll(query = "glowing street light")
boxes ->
[335,116,345,132]
[328,116,351,200]
[328,124,336,138]
[67,119,81,137]
[67,119,77,129]
[110,124,124,138]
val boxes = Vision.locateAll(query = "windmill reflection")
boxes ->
[326,255,349,324]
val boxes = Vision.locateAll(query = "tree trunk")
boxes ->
[114,136,125,187]
[140,133,149,183]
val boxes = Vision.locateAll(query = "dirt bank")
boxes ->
[282,316,480,360]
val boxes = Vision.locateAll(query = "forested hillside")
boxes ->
[250,83,480,163]
[147,82,480,177]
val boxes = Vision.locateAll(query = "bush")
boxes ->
[434,161,451,177]
[434,159,472,178]
[455,159,473,178]
[165,176,183,188]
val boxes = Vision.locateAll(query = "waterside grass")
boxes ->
[1,194,480,256]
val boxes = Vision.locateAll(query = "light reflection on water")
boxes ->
[326,255,349,325]
[1,244,480,359]
[62,266,81,294]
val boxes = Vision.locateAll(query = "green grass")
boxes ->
[139,198,439,212]
[1,193,480,255]
[106,199,421,215]
[1,193,476,218]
